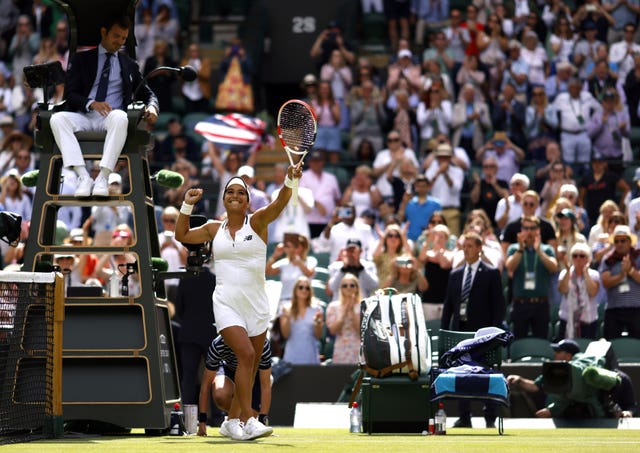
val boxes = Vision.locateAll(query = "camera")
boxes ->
[395,257,411,267]
[327,31,337,42]
[337,207,353,218]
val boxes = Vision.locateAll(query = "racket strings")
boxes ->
[279,105,316,151]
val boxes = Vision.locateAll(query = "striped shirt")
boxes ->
[204,335,272,372]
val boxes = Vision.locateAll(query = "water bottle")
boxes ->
[435,402,446,435]
[349,402,362,433]
[108,271,120,297]
[169,402,185,436]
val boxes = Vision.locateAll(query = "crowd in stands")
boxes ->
[1,1,640,391]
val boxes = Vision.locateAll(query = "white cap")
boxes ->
[398,49,412,59]
[108,173,122,185]
[237,165,255,179]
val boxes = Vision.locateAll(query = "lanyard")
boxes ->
[523,247,538,274]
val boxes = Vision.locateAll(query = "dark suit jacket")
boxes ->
[64,46,158,113]
[441,261,505,331]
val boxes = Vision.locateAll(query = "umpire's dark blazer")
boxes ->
[440,260,505,331]
[64,46,158,113]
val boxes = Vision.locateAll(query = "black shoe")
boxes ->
[485,418,496,429]
[453,418,472,428]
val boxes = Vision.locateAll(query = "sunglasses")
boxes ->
[387,234,400,239]
[614,238,630,244]
[162,218,176,223]
[341,283,357,289]
[297,285,311,291]
[521,226,538,231]
[523,202,536,207]
[387,137,400,142]
[483,164,497,169]
[572,254,587,258]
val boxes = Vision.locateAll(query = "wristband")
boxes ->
[198,412,207,423]
[180,202,194,216]
[258,414,269,425]
[284,176,295,188]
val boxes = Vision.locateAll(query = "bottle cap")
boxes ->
[352,402,359,408]
[174,402,181,410]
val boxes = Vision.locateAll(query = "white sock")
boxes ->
[99,167,111,180]
[74,166,89,178]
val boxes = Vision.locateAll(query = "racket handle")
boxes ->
[292,179,299,206]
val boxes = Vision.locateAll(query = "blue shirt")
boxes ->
[405,196,442,241]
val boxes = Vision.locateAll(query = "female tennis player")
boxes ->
[175,162,302,440]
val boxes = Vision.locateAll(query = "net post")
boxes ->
[45,273,65,438]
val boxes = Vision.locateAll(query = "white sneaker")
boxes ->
[92,175,109,197]
[220,418,244,440]
[242,416,273,440]
[75,175,93,197]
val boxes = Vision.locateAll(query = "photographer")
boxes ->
[309,20,354,71]
[322,202,375,262]
[327,238,379,298]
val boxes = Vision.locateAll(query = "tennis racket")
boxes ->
[276,99,317,206]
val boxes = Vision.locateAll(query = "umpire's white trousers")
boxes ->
[50,109,128,171]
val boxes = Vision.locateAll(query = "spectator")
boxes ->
[586,58,618,102]
[494,173,530,231]
[534,141,568,191]
[299,150,341,238]
[0,130,33,176]
[602,0,639,44]
[525,85,558,163]
[587,89,630,175]
[451,83,492,161]
[477,12,508,100]
[93,227,139,296]
[398,174,442,241]
[87,173,131,243]
[416,84,452,156]
[158,206,187,301]
[418,223,454,320]
[142,39,177,113]
[321,48,352,103]
[340,165,382,218]
[153,3,179,59]
[383,253,429,294]
[627,168,640,235]
[414,1,450,48]
[559,184,590,236]
[386,49,422,95]
[501,40,529,102]
[349,79,386,155]
[443,8,471,70]
[424,143,465,236]
[31,36,57,66]
[385,0,411,52]
[135,8,157,71]
[469,155,510,230]
[309,20,355,71]
[321,202,375,263]
[519,31,548,88]
[588,199,622,245]
[372,129,420,199]
[610,23,640,83]
[182,42,212,113]
[8,15,39,86]
[500,189,557,256]
[539,162,576,218]
[372,224,413,286]
[455,54,486,96]
[155,118,199,165]
[325,273,362,364]
[592,209,626,266]
[236,165,270,213]
[553,207,588,305]
[460,4,484,57]
[269,169,314,243]
[52,18,69,69]
[164,158,200,211]
[327,238,378,298]
[386,86,418,151]
[557,242,601,339]
[573,21,605,79]
[545,60,575,102]
[505,215,559,339]
[547,15,577,65]
[0,169,31,221]
[421,30,455,76]
[599,224,640,339]
[551,77,602,178]
[475,131,526,184]
[579,156,630,226]
[207,146,244,219]
[265,234,317,306]
[279,276,324,365]
[311,80,342,163]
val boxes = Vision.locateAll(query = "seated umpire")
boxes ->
[50,14,158,198]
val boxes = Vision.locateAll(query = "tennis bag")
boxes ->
[360,291,431,379]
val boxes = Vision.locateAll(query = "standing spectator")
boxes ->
[579,156,630,226]
[153,4,179,59]
[372,224,413,286]
[451,83,492,161]
[545,60,574,102]
[460,4,484,58]
[557,242,601,339]
[548,16,577,65]
[181,42,212,113]
[573,21,605,79]
[416,85,452,156]
[505,216,559,339]
[135,8,157,71]
[309,20,355,72]
[443,8,471,72]
[519,31,548,88]
[587,89,630,175]
[455,54,486,96]
[349,79,386,154]
[493,82,527,149]
[52,19,69,70]
[269,175,314,243]
[470,156,510,230]
[299,150,341,238]
[279,276,324,365]
[8,15,39,86]
[476,131,525,184]
[158,206,187,300]
[388,88,418,152]
[397,173,442,242]
[494,173,530,232]
[144,38,177,112]
[539,163,576,218]
[421,30,456,77]
[424,143,465,236]
[624,55,640,127]
[413,0,450,48]
[500,190,557,255]
[321,48,352,103]
[385,0,411,52]
[265,234,317,306]
[441,231,505,428]
[525,85,558,163]
[602,0,640,44]
[418,223,454,320]
[321,202,375,263]
[383,254,429,294]
[599,225,640,339]
[325,273,362,364]
[627,168,640,236]
[372,130,420,198]
[551,77,602,178]
[0,169,31,221]
[341,165,382,218]
[610,24,640,83]
[501,40,529,102]
[477,12,508,100]
[311,81,342,163]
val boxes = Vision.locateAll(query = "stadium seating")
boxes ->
[610,337,640,363]
[508,337,555,363]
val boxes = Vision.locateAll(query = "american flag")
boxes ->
[194,113,271,153]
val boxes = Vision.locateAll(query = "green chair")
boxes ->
[311,279,330,304]
[310,251,331,268]
[610,337,640,363]
[508,337,554,363]
[313,266,330,284]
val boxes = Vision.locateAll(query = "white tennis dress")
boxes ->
[212,216,270,336]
